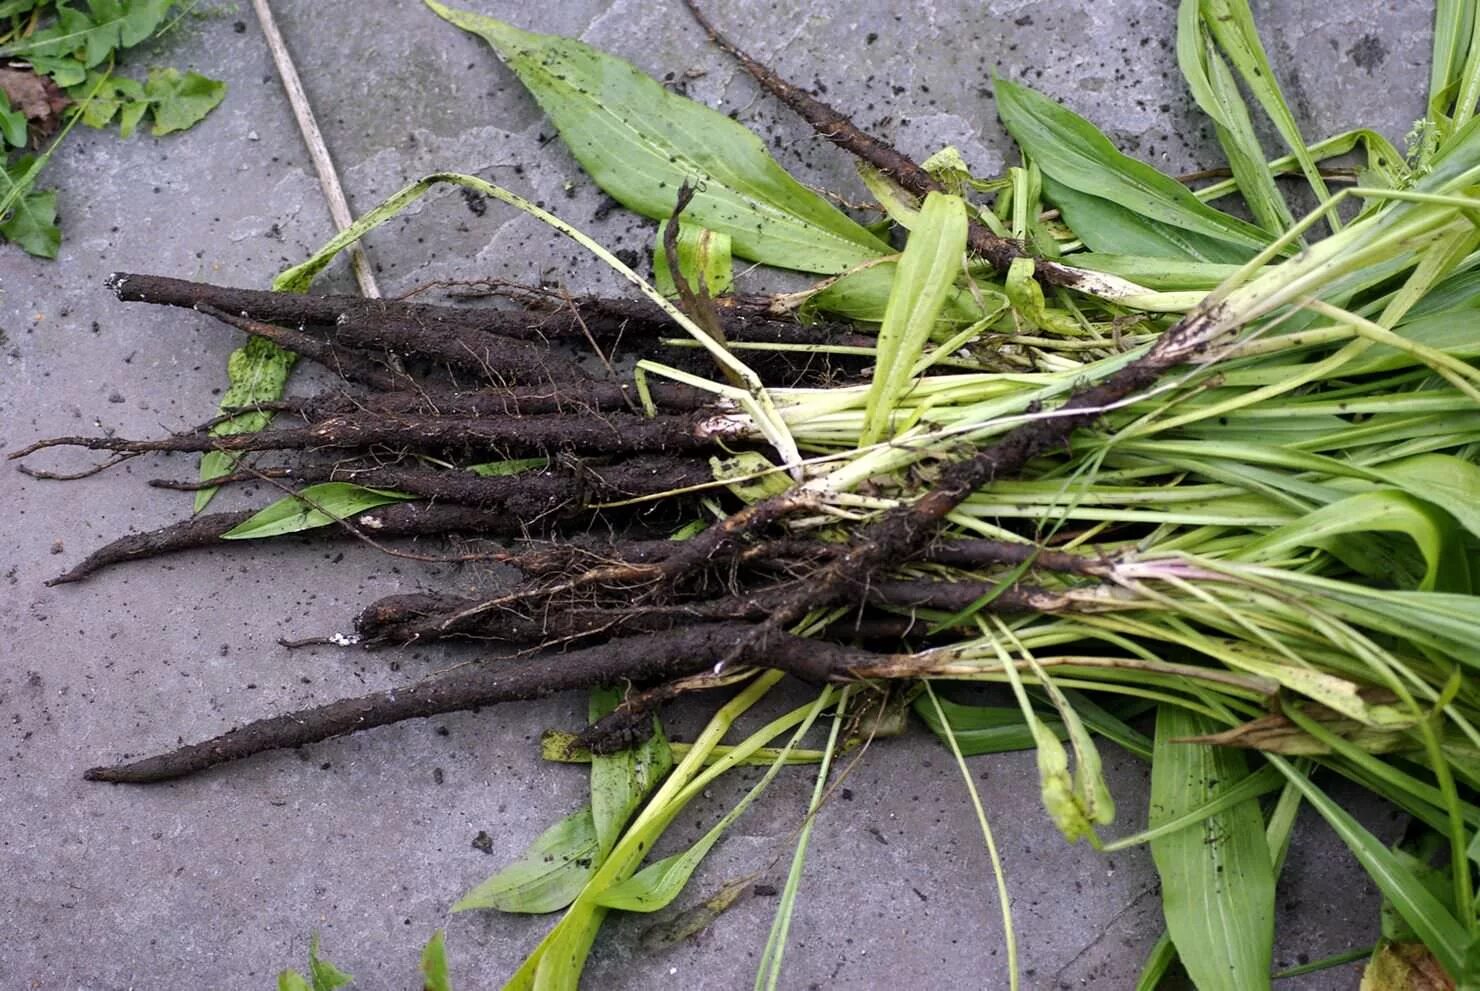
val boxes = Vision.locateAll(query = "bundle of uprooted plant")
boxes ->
[15,1,1480,987]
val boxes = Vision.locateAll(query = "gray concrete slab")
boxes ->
[0,1,1429,987]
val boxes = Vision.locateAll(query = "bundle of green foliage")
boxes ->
[0,0,225,257]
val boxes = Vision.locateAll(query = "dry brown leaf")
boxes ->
[1360,941,1456,991]
[0,62,70,137]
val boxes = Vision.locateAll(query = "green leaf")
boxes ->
[68,73,147,134]
[1062,251,1245,290]
[0,156,58,258]
[25,54,86,87]
[424,2,889,274]
[595,687,836,916]
[220,483,414,540]
[1041,176,1254,262]
[1375,454,1480,540]
[588,687,673,858]
[1005,256,1082,335]
[912,694,1066,756]
[143,67,226,136]
[1196,0,1335,222]
[277,973,311,991]
[1240,490,1468,592]
[1270,755,1474,981]
[710,451,791,505]
[466,456,548,477]
[300,935,352,991]
[0,1,43,18]
[1430,0,1475,118]
[1176,0,1294,234]
[807,258,986,326]
[0,91,28,147]
[860,191,968,445]
[452,806,600,914]
[9,0,176,69]
[421,930,452,991]
[994,76,1271,260]
[69,68,223,137]
[194,335,297,511]
[653,220,733,298]
[1149,707,1275,991]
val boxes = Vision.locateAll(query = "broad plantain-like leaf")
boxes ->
[1040,176,1252,262]
[861,191,968,445]
[995,75,1272,261]
[807,258,986,327]
[452,806,600,914]
[220,483,414,540]
[1149,706,1275,991]
[425,1,890,274]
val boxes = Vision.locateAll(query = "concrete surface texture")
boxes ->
[0,1,1430,987]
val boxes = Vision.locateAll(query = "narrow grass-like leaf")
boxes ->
[220,483,414,540]
[755,690,849,991]
[1133,932,1177,991]
[1431,0,1475,118]
[1197,0,1336,227]
[1269,755,1474,980]
[923,683,1019,991]
[1065,252,1244,290]
[426,2,889,273]
[860,191,968,445]
[452,807,599,914]
[595,688,832,913]
[1177,0,1293,235]
[1105,765,1281,852]
[1149,706,1274,991]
